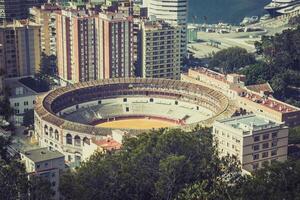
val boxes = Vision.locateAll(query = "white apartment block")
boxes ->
[138,20,181,79]
[144,0,188,61]
[5,77,47,125]
[20,147,65,200]
[213,114,288,172]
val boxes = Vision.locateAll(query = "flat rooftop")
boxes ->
[5,77,48,98]
[216,114,282,133]
[23,147,64,163]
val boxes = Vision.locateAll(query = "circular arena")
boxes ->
[34,78,233,163]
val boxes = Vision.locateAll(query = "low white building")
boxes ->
[20,147,65,200]
[213,114,289,172]
[5,77,47,125]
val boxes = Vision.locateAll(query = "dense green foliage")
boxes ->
[34,53,58,90]
[178,159,300,200]
[23,109,34,127]
[209,27,300,107]
[59,128,300,200]
[289,126,300,144]
[59,128,241,200]
[289,16,300,26]
[209,47,256,73]
[0,87,14,121]
[246,27,300,106]
[0,136,53,200]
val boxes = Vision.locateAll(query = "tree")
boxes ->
[23,109,34,127]
[209,47,256,73]
[29,176,54,200]
[0,136,53,200]
[60,128,231,200]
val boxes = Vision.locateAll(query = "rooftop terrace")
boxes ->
[23,147,64,163]
[217,114,283,133]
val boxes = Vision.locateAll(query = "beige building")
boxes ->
[182,67,300,127]
[29,4,60,57]
[97,12,133,79]
[138,20,181,79]
[56,10,133,83]
[20,147,65,200]
[0,20,41,77]
[213,114,288,172]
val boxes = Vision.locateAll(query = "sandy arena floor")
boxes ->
[96,118,178,129]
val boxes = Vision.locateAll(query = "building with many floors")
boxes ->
[97,12,133,79]
[213,114,288,172]
[0,0,47,23]
[144,0,188,62]
[29,4,61,57]
[137,19,181,79]
[56,10,133,83]
[0,20,41,77]
[20,147,65,200]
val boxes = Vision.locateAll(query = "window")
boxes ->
[262,143,269,149]
[55,130,59,141]
[36,164,40,169]
[83,137,90,146]
[271,150,277,156]
[24,108,28,112]
[253,144,259,151]
[272,140,277,147]
[126,107,129,112]
[68,155,72,161]
[252,163,259,170]
[66,134,72,145]
[98,100,101,104]
[14,102,19,107]
[254,135,260,142]
[74,135,81,146]
[272,132,278,138]
[149,98,154,102]
[123,98,127,102]
[262,152,268,158]
[44,162,48,167]
[175,101,178,105]
[24,101,28,106]
[253,154,259,160]
[263,134,269,140]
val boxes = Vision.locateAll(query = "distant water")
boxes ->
[188,0,270,24]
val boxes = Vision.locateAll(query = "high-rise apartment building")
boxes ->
[213,114,289,173]
[56,10,98,82]
[144,0,188,62]
[138,20,181,79]
[56,10,133,83]
[96,12,133,79]
[30,4,61,57]
[0,0,47,23]
[0,20,41,77]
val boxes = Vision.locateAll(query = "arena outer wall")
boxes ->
[34,78,234,164]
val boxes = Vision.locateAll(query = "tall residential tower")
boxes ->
[144,0,188,62]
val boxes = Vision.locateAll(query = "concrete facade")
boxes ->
[182,68,300,127]
[20,147,65,200]
[138,20,181,79]
[56,10,133,83]
[213,114,289,172]
[0,20,41,77]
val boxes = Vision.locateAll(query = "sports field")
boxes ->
[96,118,178,129]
